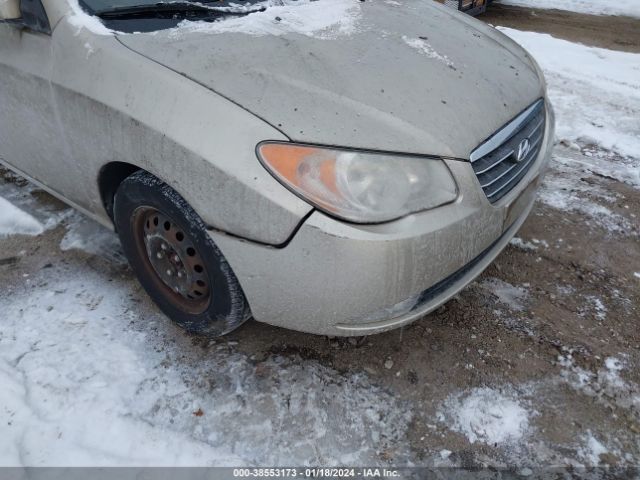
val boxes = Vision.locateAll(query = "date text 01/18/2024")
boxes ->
[232,468,401,478]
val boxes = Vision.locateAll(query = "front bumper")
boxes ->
[209,107,554,336]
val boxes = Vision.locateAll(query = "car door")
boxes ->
[0,5,77,202]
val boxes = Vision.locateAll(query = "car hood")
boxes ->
[117,0,544,159]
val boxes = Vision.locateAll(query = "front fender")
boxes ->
[49,20,312,245]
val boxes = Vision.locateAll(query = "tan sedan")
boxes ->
[0,0,553,335]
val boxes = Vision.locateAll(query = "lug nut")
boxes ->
[166,269,173,276]
[177,271,184,278]
[161,243,168,250]
[174,255,180,263]
[156,251,164,259]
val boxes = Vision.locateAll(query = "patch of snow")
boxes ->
[0,172,71,231]
[602,357,627,391]
[67,0,114,35]
[0,264,412,466]
[605,357,623,373]
[499,29,640,176]
[438,387,530,445]
[0,197,44,237]
[634,272,640,279]
[572,145,640,188]
[84,42,95,58]
[169,0,361,39]
[531,238,549,248]
[577,432,607,466]
[582,295,607,321]
[557,354,592,389]
[509,237,548,252]
[497,0,640,19]
[539,185,619,229]
[59,212,126,264]
[481,278,529,311]
[556,284,576,296]
[558,355,639,412]
[439,449,452,459]
[509,237,538,251]
[402,36,455,68]
[537,151,636,235]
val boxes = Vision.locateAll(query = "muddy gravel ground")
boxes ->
[1,4,639,474]
[482,4,640,53]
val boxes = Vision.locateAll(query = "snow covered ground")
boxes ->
[500,28,640,170]
[0,191,411,465]
[1,4,639,470]
[0,242,412,466]
[0,173,416,466]
[497,0,640,18]
[499,27,640,234]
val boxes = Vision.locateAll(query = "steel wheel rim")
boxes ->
[132,206,211,314]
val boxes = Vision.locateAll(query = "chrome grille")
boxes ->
[470,99,546,203]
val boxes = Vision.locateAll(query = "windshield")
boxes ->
[82,0,266,13]
[79,0,281,33]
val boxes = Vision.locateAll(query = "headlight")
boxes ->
[257,142,458,223]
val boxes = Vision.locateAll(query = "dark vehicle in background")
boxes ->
[436,0,493,15]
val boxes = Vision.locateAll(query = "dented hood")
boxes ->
[117,0,544,159]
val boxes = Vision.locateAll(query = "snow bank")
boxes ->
[438,387,530,445]
[499,28,640,172]
[497,0,640,18]
[170,0,361,39]
[0,197,44,237]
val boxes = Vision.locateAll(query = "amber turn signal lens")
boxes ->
[258,143,338,194]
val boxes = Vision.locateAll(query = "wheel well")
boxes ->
[98,162,141,220]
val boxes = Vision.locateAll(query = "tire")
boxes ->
[113,170,251,336]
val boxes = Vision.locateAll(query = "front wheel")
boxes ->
[113,170,250,336]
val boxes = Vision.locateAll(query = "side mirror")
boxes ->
[0,0,21,20]
[0,0,50,33]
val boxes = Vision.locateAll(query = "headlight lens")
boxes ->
[257,142,458,223]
